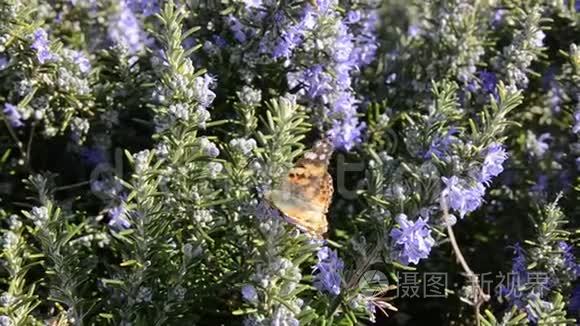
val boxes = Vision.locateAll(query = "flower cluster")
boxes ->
[443,143,509,217]
[108,1,151,54]
[389,214,435,265]
[498,201,579,323]
[205,0,378,151]
[313,246,344,296]
[31,28,57,64]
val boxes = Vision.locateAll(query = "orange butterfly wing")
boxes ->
[266,139,334,238]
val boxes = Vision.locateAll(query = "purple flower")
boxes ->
[212,34,228,48]
[510,243,528,279]
[108,2,149,54]
[0,55,8,70]
[313,246,343,296]
[408,25,421,37]
[328,118,365,151]
[301,65,333,98]
[80,147,107,167]
[272,9,315,59]
[479,70,497,95]
[573,108,580,134]
[559,241,580,278]
[424,128,459,159]
[315,0,334,12]
[390,214,435,265]
[227,15,247,43]
[527,132,552,157]
[531,174,549,194]
[491,9,506,27]
[3,104,23,128]
[126,0,159,17]
[442,176,485,218]
[31,28,57,64]
[334,63,353,89]
[332,24,355,64]
[70,50,91,73]
[273,4,375,152]
[346,10,362,24]
[349,11,378,66]
[479,143,508,184]
[108,204,130,229]
[242,0,262,9]
[241,284,258,303]
[330,91,358,116]
[498,243,528,308]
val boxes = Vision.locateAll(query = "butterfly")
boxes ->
[265,139,334,239]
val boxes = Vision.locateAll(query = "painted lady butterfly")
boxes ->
[265,139,334,239]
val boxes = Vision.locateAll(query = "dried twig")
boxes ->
[440,196,490,326]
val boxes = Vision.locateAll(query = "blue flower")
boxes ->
[527,132,552,157]
[510,243,528,279]
[328,118,365,152]
[479,70,497,95]
[573,108,580,134]
[3,103,23,128]
[266,4,376,152]
[315,0,335,12]
[242,0,262,8]
[558,241,580,278]
[300,65,333,98]
[408,25,421,37]
[227,15,247,43]
[31,28,57,64]
[212,34,228,48]
[80,147,107,167]
[272,10,314,59]
[313,246,343,296]
[108,204,131,230]
[241,284,258,303]
[479,143,508,184]
[68,50,91,73]
[346,10,362,24]
[442,176,486,218]
[498,243,528,308]
[332,23,355,64]
[349,11,378,66]
[491,9,506,27]
[0,55,8,70]
[424,128,459,160]
[126,0,160,17]
[531,174,549,194]
[108,2,149,54]
[390,214,435,265]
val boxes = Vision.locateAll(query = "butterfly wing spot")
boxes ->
[304,152,318,160]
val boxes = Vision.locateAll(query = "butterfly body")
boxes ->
[265,139,334,239]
